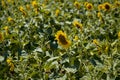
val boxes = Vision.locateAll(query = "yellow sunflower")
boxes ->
[6,58,14,71]
[97,12,102,18]
[74,35,79,41]
[55,30,71,49]
[7,17,13,22]
[114,1,120,7]
[73,20,83,31]
[0,32,4,42]
[86,3,93,10]
[98,4,103,11]
[26,4,30,10]
[103,2,111,11]
[31,1,38,8]
[55,9,60,17]
[74,1,80,9]
[84,2,89,6]
[19,6,27,16]
[93,39,99,45]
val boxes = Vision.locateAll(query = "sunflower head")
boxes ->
[74,1,80,9]
[55,30,71,49]
[98,4,103,11]
[26,4,30,10]
[74,35,79,41]
[31,1,38,8]
[19,6,27,16]
[84,2,89,6]
[8,17,13,22]
[93,39,99,45]
[55,9,60,16]
[97,12,102,18]
[73,20,83,31]
[19,6,24,12]
[103,2,111,11]
[86,3,93,10]
[6,58,14,71]
[114,1,120,7]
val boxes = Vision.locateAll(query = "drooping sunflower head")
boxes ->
[74,1,80,9]
[97,12,102,18]
[103,2,111,11]
[86,3,93,10]
[73,20,83,31]
[55,30,71,49]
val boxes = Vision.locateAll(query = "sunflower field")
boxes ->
[0,0,120,80]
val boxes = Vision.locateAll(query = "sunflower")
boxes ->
[7,17,13,22]
[73,20,82,31]
[0,32,4,42]
[19,6,27,16]
[97,12,103,21]
[103,2,111,11]
[97,12,102,18]
[26,4,30,10]
[84,2,89,6]
[74,35,79,41]
[31,1,38,8]
[55,9,60,16]
[6,58,14,71]
[114,1,120,7]
[93,39,99,45]
[98,4,103,11]
[55,30,71,49]
[74,1,80,9]
[86,3,93,10]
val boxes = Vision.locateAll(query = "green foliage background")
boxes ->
[0,0,120,80]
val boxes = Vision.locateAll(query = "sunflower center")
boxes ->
[105,4,110,10]
[88,5,92,9]
[58,34,68,45]
[75,24,80,28]
[76,3,79,7]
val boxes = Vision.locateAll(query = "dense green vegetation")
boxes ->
[0,0,120,80]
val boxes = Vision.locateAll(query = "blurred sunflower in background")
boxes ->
[103,2,111,11]
[97,12,103,22]
[55,30,71,49]
[6,58,14,72]
[74,1,80,9]
[31,0,38,8]
[19,6,27,16]
[114,1,120,7]
[55,9,60,17]
[98,4,103,11]
[84,2,89,6]
[93,39,99,46]
[73,20,83,31]
[86,3,93,10]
